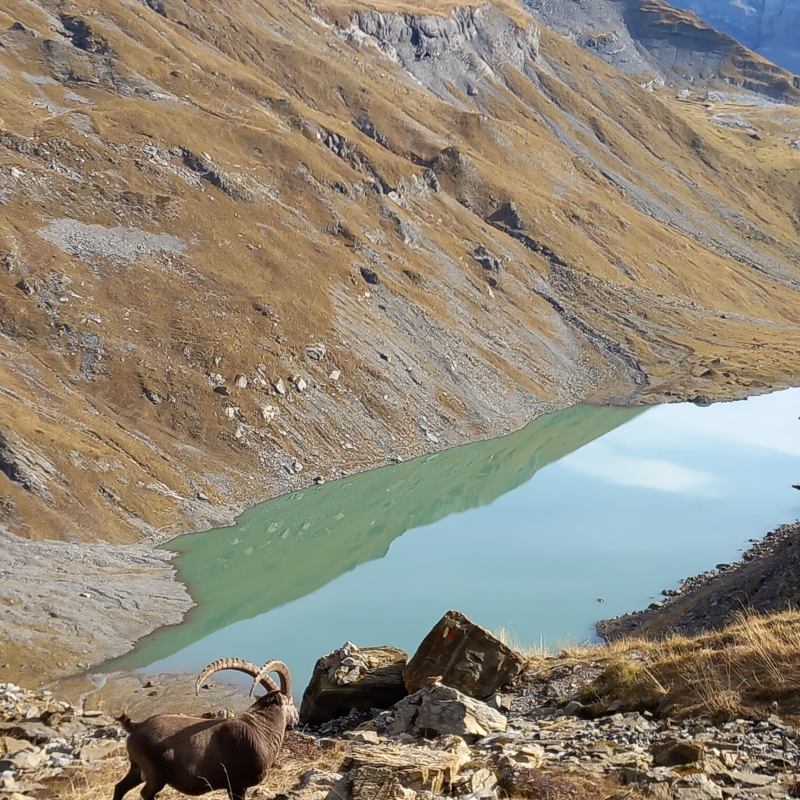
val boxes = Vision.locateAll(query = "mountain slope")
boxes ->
[0,0,799,545]
[523,0,800,98]
[671,0,800,76]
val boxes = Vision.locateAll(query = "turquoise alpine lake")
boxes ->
[111,389,800,695]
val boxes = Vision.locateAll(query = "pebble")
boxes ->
[260,404,278,422]
[0,683,126,794]
[2,657,798,800]
[306,344,327,361]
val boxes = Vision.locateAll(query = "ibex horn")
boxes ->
[195,657,280,696]
[249,659,292,698]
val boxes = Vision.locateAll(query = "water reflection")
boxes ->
[110,404,642,670]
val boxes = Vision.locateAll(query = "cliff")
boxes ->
[672,0,800,76]
[524,0,800,99]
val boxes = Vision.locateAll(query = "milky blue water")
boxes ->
[114,389,800,696]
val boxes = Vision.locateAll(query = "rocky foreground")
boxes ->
[1,672,798,800]
[0,681,127,796]
[4,611,800,800]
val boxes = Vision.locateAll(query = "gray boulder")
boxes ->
[300,642,408,725]
[383,682,507,741]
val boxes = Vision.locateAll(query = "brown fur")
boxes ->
[116,711,135,732]
[113,691,299,800]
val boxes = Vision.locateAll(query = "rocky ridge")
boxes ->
[670,0,800,76]
[523,0,800,101]
[597,520,800,642]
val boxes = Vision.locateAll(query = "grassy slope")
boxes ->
[535,610,800,720]
[0,0,798,542]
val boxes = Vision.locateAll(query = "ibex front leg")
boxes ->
[112,762,144,800]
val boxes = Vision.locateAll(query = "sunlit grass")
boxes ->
[502,610,800,719]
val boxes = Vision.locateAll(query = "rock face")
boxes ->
[381,683,507,741]
[300,643,408,726]
[670,0,800,75]
[523,0,800,101]
[349,6,539,105]
[404,611,524,699]
[0,426,61,502]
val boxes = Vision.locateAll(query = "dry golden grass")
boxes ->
[495,626,551,670]
[533,610,800,720]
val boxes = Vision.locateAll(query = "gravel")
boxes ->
[39,219,187,264]
[0,527,193,674]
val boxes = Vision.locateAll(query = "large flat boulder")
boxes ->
[383,682,507,741]
[345,739,470,795]
[300,643,408,725]
[276,770,352,800]
[404,611,524,699]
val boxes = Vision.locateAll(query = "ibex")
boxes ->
[113,658,298,800]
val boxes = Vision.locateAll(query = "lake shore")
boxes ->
[596,519,800,642]
[2,383,798,693]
